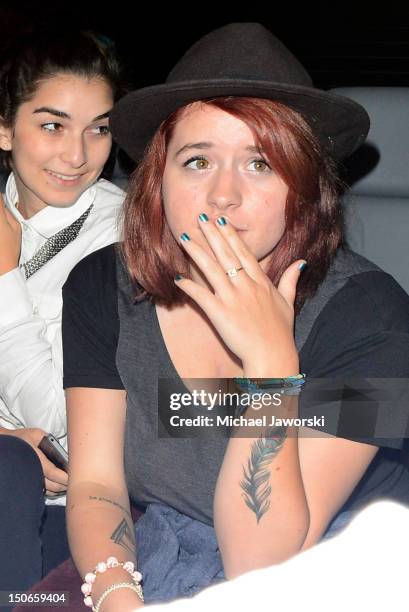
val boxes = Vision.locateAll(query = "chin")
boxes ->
[41,191,81,208]
[47,184,93,206]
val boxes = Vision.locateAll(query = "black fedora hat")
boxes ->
[110,22,369,162]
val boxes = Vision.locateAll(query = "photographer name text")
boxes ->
[169,415,325,428]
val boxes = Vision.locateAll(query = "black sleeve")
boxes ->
[62,244,125,390]
[300,271,409,449]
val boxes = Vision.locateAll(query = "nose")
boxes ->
[60,132,87,168]
[207,167,243,212]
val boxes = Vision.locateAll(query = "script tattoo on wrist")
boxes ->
[110,518,135,555]
[240,425,287,523]
[89,495,132,518]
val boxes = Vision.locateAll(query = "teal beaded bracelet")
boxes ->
[234,374,306,392]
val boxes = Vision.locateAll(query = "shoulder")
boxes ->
[62,245,121,364]
[301,249,409,376]
[62,244,124,390]
[345,270,409,331]
[63,243,119,300]
[315,266,409,338]
[306,247,409,336]
[72,180,124,256]
[87,179,125,221]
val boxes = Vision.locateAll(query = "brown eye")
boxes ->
[184,156,210,170]
[41,122,63,133]
[195,159,209,169]
[89,125,111,136]
[250,159,270,172]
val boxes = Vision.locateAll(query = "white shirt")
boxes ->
[0,173,124,448]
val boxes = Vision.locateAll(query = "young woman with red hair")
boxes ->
[62,23,409,611]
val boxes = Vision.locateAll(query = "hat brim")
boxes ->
[110,79,370,162]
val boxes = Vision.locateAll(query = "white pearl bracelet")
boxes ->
[81,556,143,608]
[93,582,143,612]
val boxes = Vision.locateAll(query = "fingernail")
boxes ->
[299,261,307,271]
[216,217,227,226]
[175,274,183,281]
[180,233,190,241]
[198,213,209,222]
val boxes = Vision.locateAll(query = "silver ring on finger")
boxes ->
[225,265,243,278]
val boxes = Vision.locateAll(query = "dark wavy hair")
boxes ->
[0,28,123,173]
[121,97,345,313]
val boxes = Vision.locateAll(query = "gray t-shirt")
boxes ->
[62,244,409,526]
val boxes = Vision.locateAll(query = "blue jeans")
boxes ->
[135,503,354,604]
[322,510,354,540]
[0,436,69,610]
[135,504,225,604]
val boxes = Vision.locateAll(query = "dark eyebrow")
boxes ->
[91,111,111,122]
[33,107,70,119]
[175,142,263,157]
[32,107,111,122]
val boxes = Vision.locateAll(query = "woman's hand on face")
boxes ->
[0,193,22,275]
[3,427,68,495]
[175,215,305,375]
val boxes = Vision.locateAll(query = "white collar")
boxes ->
[5,172,97,239]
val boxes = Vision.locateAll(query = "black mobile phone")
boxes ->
[38,433,69,473]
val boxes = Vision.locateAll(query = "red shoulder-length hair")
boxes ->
[120,97,344,314]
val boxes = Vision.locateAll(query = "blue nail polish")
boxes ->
[199,213,209,222]
[299,261,307,271]
[180,233,190,241]
[216,217,227,226]
[175,274,183,281]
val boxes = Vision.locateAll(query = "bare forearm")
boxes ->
[214,390,309,578]
[67,482,143,610]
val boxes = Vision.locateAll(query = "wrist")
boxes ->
[85,567,138,607]
[242,353,299,379]
[97,585,144,611]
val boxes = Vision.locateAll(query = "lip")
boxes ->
[45,169,85,186]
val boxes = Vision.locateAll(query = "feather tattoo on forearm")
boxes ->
[240,425,287,522]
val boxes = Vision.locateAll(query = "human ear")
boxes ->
[0,118,12,151]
